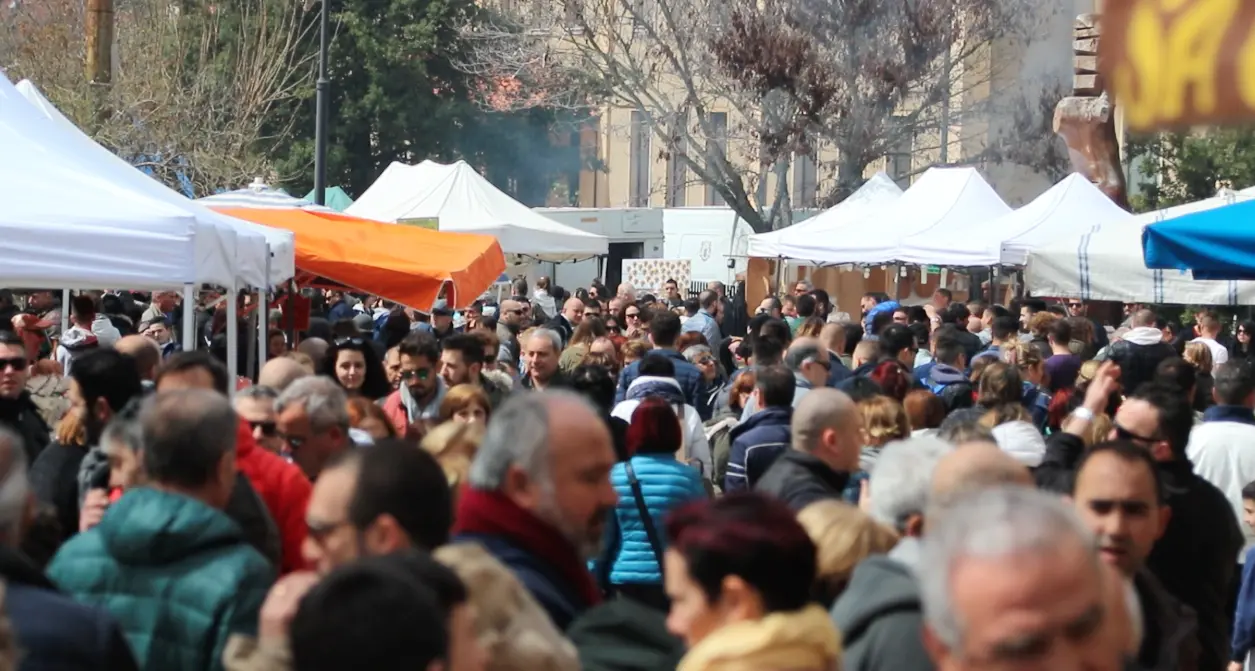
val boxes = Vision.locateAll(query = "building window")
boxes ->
[629,111,651,207]
[793,153,817,207]
[705,112,727,206]
[887,118,915,189]
[666,135,687,207]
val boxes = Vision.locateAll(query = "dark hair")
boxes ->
[666,493,816,613]
[570,364,617,414]
[324,338,391,400]
[837,376,883,402]
[0,330,23,349]
[382,312,412,350]
[933,332,965,367]
[756,365,795,408]
[878,324,915,361]
[441,334,485,368]
[398,331,441,363]
[904,389,945,430]
[371,550,468,612]
[157,350,229,396]
[1153,357,1197,396]
[335,440,452,549]
[72,349,143,415]
[810,289,830,313]
[291,560,449,671]
[989,305,1010,319]
[907,306,929,324]
[70,294,97,320]
[1020,298,1047,314]
[650,311,683,347]
[1048,318,1073,345]
[991,315,1019,342]
[1047,305,1068,317]
[140,390,237,489]
[1075,440,1166,504]
[870,311,893,335]
[639,352,677,379]
[841,322,863,356]
[935,288,953,301]
[753,318,792,365]
[1128,382,1195,458]
[683,297,700,315]
[628,397,683,456]
[1242,480,1255,502]
[1214,361,1255,406]
[869,361,911,402]
[795,294,817,318]
[942,302,969,326]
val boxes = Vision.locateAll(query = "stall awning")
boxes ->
[216,208,505,310]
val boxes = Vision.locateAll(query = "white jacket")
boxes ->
[612,376,713,478]
[1187,417,1255,558]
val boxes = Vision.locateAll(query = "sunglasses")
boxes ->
[695,357,715,366]
[626,312,641,319]
[249,420,277,437]
[1113,422,1158,444]
[335,337,365,347]
[280,433,307,450]
[400,369,431,381]
[0,357,28,372]
[1068,303,1083,309]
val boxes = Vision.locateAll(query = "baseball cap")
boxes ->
[431,299,452,316]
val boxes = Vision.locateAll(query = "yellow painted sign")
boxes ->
[1102,0,1255,129]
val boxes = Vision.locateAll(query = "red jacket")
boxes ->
[235,420,311,574]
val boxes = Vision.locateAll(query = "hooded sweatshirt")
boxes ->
[990,420,1047,468]
[830,549,933,671]
[56,316,122,376]
[1108,326,1176,395]
[613,376,712,477]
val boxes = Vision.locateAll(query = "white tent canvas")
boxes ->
[746,172,903,260]
[347,160,608,262]
[997,174,1135,267]
[882,167,1012,266]
[814,167,1010,266]
[13,80,295,287]
[1025,191,1255,304]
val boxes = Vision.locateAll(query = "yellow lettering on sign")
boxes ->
[1116,0,1239,127]
[1240,18,1255,110]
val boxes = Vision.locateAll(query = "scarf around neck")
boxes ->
[454,488,602,609]
[677,604,841,671]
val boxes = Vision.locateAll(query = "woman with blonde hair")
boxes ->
[434,543,580,671]
[1006,341,1051,432]
[558,318,608,373]
[346,396,397,441]
[439,384,491,425]
[421,420,485,506]
[796,316,826,339]
[1184,340,1216,412]
[620,339,650,368]
[797,500,899,607]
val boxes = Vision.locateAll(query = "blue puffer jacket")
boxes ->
[863,300,900,336]
[603,455,707,585]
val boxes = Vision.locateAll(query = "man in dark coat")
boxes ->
[725,365,794,493]
[755,388,860,510]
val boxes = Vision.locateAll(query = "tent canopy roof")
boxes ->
[887,167,1012,266]
[346,160,608,261]
[216,208,505,310]
[1143,196,1255,280]
[746,172,903,261]
[993,174,1134,267]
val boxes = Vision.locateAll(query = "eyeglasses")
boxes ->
[0,358,28,372]
[625,312,641,319]
[695,357,715,366]
[400,369,431,381]
[249,420,277,437]
[335,337,365,347]
[1113,422,1158,444]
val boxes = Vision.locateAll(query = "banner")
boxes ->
[622,259,692,293]
[1102,0,1255,129]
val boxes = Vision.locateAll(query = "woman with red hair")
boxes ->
[595,397,708,610]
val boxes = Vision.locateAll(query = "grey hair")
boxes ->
[237,385,279,403]
[0,428,27,544]
[868,436,954,532]
[468,390,593,490]
[276,376,350,431]
[526,328,563,354]
[682,345,712,363]
[784,341,824,371]
[101,413,144,458]
[918,486,1098,649]
[936,419,995,446]
[140,389,239,489]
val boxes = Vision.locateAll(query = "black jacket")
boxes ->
[754,451,850,511]
[0,391,50,464]
[1034,431,1085,494]
[29,440,89,541]
[1134,568,1199,671]
[545,315,575,347]
[1108,338,1177,395]
[0,545,138,670]
[1146,459,1243,671]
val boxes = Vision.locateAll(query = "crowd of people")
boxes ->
[0,278,1253,671]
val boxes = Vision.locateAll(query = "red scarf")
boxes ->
[454,488,602,608]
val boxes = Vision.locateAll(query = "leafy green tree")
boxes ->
[1126,127,1255,213]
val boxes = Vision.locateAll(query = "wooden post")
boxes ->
[84,0,114,85]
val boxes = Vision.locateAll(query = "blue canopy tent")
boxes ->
[1143,197,1255,280]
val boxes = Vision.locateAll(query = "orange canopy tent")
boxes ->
[216,208,505,310]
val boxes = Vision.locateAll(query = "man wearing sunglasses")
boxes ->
[0,330,49,464]
[382,332,445,438]
[1040,363,1243,671]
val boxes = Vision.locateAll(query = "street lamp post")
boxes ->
[313,0,331,206]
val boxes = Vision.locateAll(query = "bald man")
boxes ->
[755,388,862,510]
[296,337,328,374]
[930,442,1034,510]
[546,297,585,346]
[114,334,161,383]
[819,323,853,386]
[258,357,311,392]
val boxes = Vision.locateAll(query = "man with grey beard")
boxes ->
[453,391,618,630]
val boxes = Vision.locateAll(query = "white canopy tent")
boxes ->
[807,167,1010,266]
[896,173,1129,267]
[1024,191,1255,304]
[13,79,296,288]
[746,172,903,260]
[997,174,1135,267]
[198,178,333,211]
[347,160,608,262]
[879,167,1012,266]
